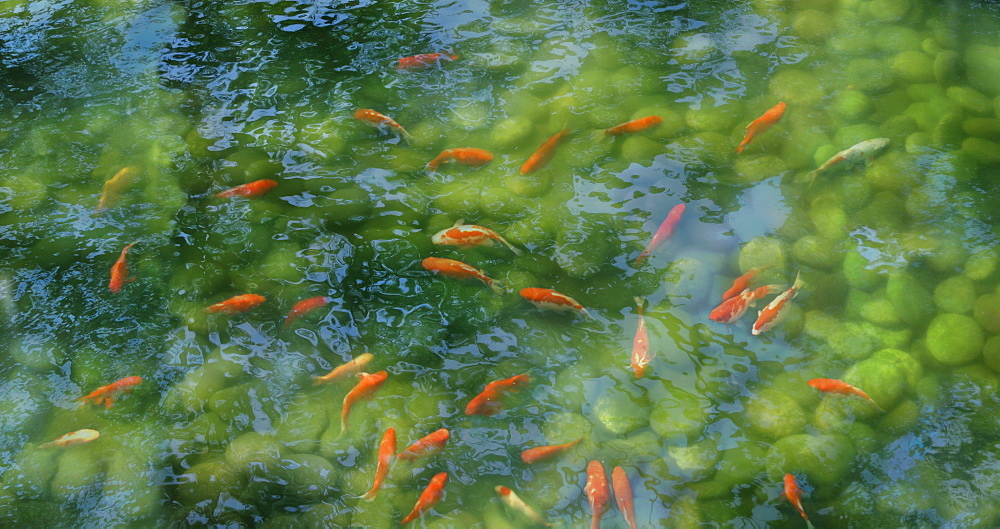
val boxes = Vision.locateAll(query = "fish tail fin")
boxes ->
[311,375,323,385]
[361,489,377,502]
[634,251,649,265]
[504,240,523,256]
[488,280,507,295]
[426,161,439,172]
[806,170,819,188]
[870,400,887,414]
[806,521,815,529]
[634,296,645,312]
[581,308,596,320]
[37,442,53,449]
[283,318,294,330]
[791,271,804,291]
[399,129,415,143]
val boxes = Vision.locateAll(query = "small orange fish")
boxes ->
[520,287,592,318]
[313,353,375,385]
[612,466,637,529]
[431,220,522,255]
[362,427,396,501]
[109,242,137,293]
[96,166,139,214]
[520,438,582,465]
[354,108,415,142]
[38,428,101,449]
[635,203,685,264]
[585,460,610,529]
[284,296,331,329]
[400,471,448,525]
[398,428,450,462]
[782,473,815,529]
[426,147,493,172]
[520,129,569,175]
[422,257,505,294]
[496,485,552,527]
[204,294,266,315]
[631,297,652,378]
[465,373,531,416]
[721,265,774,300]
[709,285,780,326]
[341,371,388,435]
[78,376,142,408]
[604,115,663,136]
[735,101,786,154]
[752,272,802,336]
[213,179,278,199]
[396,52,458,70]
[808,378,885,412]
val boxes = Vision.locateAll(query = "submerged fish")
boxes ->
[585,460,610,529]
[400,472,448,525]
[520,438,582,464]
[431,220,522,255]
[426,147,493,172]
[521,129,569,174]
[709,285,781,326]
[496,485,552,527]
[340,371,388,435]
[465,373,531,416]
[109,242,137,293]
[604,115,662,136]
[751,273,802,336]
[96,166,139,214]
[38,428,101,449]
[808,378,886,412]
[809,137,890,181]
[354,108,415,142]
[612,466,637,529]
[735,101,786,154]
[214,179,278,199]
[284,296,331,329]
[422,257,505,294]
[721,265,774,301]
[362,427,396,501]
[398,428,450,462]
[204,294,266,315]
[78,376,142,408]
[631,297,652,378]
[520,287,592,318]
[313,353,375,385]
[397,52,458,70]
[635,203,685,264]
[782,473,815,529]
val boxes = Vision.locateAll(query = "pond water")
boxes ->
[1,0,1000,527]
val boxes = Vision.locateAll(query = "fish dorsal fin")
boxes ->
[453,218,465,227]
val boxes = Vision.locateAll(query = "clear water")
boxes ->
[1,0,1000,527]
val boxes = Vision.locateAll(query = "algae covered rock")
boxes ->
[649,389,708,442]
[592,387,649,435]
[744,388,807,440]
[934,275,976,314]
[770,69,825,106]
[885,272,935,325]
[925,313,984,366]
[225,432,285,470]
[842,357,906,411]
[765,433,856,487]
[830,89,872,122]
[732,155,785,183]
[973,294,1000,334]
[738,236,787,274]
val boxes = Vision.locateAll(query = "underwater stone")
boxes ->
[666,438,721,481]
[738,237,787,275]
[847,58,894,93]
[685,105,736,132]
[885,272,935,326]
[662,256,714,306]
[732,154,785,183]
[962,137,1000,165]
[765,433,856,487]
[791,235,841,269]
[49,448,105,503]
[965,45,1000,97]
[176,460,245,505]
[827,322,880,360]
[946,86,993,115]
[933,275,976,314]
[490,116,533,149]
[875,25,921,53]
[933,50,960,85]
[745,388,807,441]
[770,69,825,106]
[891,50,935,83]
[265,454,336,506]
[973,294,1000,334]
[225,432,285,470]
[966,248,998,281]
[926,313,984,366]
[843,250,883,291]
[830,90,872,122]
[649,390,707,442]
[860,297,904,327]
[793,10,835,41]
[868,0,910,21]
[592,387,649,435]
[872,348,923,389]
[983,336,1000,373]
[963,118,1000,140]
[843,357,906,411]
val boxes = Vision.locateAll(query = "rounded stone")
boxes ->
[745,388,807,440]
[983,336,1000,374]
[933,275,976,314]
[591,387,649,435]
[973,294,1000,334]
[925,313,985,366]
[765,434,857,487]
[770,70,825,106]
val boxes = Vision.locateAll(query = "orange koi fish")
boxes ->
[709,285,780,326]
[520,438,582,465]
[631,297,652,378]
[38,428,100,449]
[363,427,396,501]
[465,373,531,416]
[496,485,552,527]
[520,129,569,175]
[611,466,637,529]
[341,370,388,435]
[635,203,685,264]
[808,378,886,412]
[284,296,331,329]
[431,220,522,255]
[109,242,137,293]
[751,272,802,336]
[735,101,786,154]
[313,353,374,385]
[721,265,774,300]
[396,52,458,70]
[398,428,450,462]
[427,147,493,172]
[204,294,266,315]
[213,179,278,199]
[585,460,610,529]
[78,376,142,408]
[422,257,505,294]
[782,473,815,529]
[400,471,448,525]
[520,287,592,318]
[354,108,415,142]
[96,166,139,214]
[604,115,662,136]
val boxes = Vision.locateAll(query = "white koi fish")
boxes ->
[809,138,890,181]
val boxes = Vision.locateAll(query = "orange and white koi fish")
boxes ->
[604,115,662,136]
[631,297,652,378]
[808,137,891,180]
[284,296,331,329]
[612,466,637,529]
[109,242,137,293]
[521,129,569,174]
[782,473,815,529]
[465,373,531,416]
[422,257,505,294]
[496,485,552,527]
[585,460,610,529]
[78,376,142,408]
[735,101,786,154]
[313,353,374,385]
[426,147,493,172]
[96,166,139,214]
[363,427,396,501]
[213,179,278,199]
[520,438,582,464]
[340,370,388,435]
[38,428,101,449]
[635,203,685,264]
[520,287,592,318]
[808,378,886,412]
[398,428,450,462]
[709,285,781,326]
[431,220,522,255]
[752,272,802,336]
[354,108,415,143]
[204,294,266,315]
[396,52,458,70]
[400,471,448,525]
[721,265,774,301]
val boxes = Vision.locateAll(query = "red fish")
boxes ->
[496,485,552,527]
[519,288,592,319]
[465,373,531,416]
[808,378,885,412]
[363,427,396,501]
[735,101,786,154]
[204,294,266,315]
[782,473,815,529]
[721,265,773,300]
[521,438,582,464]
[396,52,458,70]
[709,285,780,326]
[426,148,493,172]
[38,429,101,449]
[213,178,278,199]
[109,242,137,293]
[431,220,522,255]
[752,272,802,336]
[631,297,652,378]
[604,115,662,136]
[354,108,414,142]
[611,466,637,529]
[340,371,389,435]
[400,472,448,525]
[78,375,142,408]
[398,428,450,462]
[284,296,331,329]
[585,460,610,529]
[635,203,685,264]
[520,129,569,175]
[313,353,374,385]
[422,257,505,294]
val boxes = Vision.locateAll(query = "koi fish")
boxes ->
[709,285,781,326]
[313,353,374,385]
[422,257,505,294]
[340,371,388,435]
[520,129,569,174]
[735,101,786,154]
[721,265,774,301]
[520,287,592,318]
[631,297,652,378]
[396,52,458,70]
[431,220,522,255]
[400,471,448,525]
[635,203,685,264]
[604,115,662,136]
[808,378,886,412]
[398,428,450,462]
[520,438,582,464]
[495,485,552,527]
[363,427,396,501]
[611,466,637,529]
[752,273,802,336]
[284,296,331,329]
[38,428,101,449]
[426,147,493,172]
[585,460,610,529]
[354,108,415,143]
[213,179,278,199]
[782,473,815,529]
[465,373,531,416]
[78,376,142,408]
[808,137,891,181]
[96,166,139,214]
[109,242,137,293]
[204,294,266,315]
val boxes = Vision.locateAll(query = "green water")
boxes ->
[2,0,1000,526]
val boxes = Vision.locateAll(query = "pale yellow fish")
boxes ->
[96,166,139,213]
[38,428,100,449]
